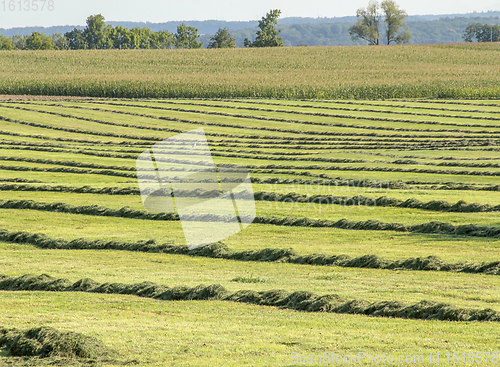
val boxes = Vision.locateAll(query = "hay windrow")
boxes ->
[7,102,500,143]
[0,326,117,364]
[1,228,500,276]
[2,198,500,238]
[0,274,499,323]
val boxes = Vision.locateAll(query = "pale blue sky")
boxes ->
[1,0,498,28]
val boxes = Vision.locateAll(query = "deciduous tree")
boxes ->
[208,27,236,48]
[25,32,54,50]
[381,0,411,45]
[51,33,68,50]
[463,23,500,42]
[84,14,111,49]
[349,1,411,45]
[0,35,14,50]
[244,9,284,47]
[150,30,175,49]
[64,28,87,50]
[175,23,203,49]
[349,1,381,45]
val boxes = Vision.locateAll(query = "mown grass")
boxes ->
[2,191,500,229]
[2,209,500,264]
[1,243,500,310]
[2,291,499,367]
[1,97,500,365]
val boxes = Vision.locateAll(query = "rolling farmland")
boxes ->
[1,96,500,365]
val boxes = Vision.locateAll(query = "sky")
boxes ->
[0,0,499,28]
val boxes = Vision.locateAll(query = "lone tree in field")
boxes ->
[244,9,284,47]
[208,27,236,48]
[349,0,411,45]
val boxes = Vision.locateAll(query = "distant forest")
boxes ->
[1,11,500,47]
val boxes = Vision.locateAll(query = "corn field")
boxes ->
[1,43,499,99]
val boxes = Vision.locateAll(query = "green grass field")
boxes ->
[1,95,500,366]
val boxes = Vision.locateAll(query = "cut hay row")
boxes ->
[0,178,44,183]
[0,156,137,172]
[2,172,499,193]
[257,178,500,192]
[0,140,147,153]
[1,273,499,322]
[224,98,500,116]
[1,139,469,156]
[2,229,500,275]
[0,144,144,160]
[1,127,463,149]
[2,183,498,214]
[2,199,500,239]
[12,102,500,140]
[6,147,500,181]
[0,152,368,175]
[0,183,138,195]
[0,164,136,178]
[358,150,500,162]
[0,326,115,361]
[0,115,164,142]
[251,165,500,177]
[402,100,500,108]
[8,103,500,152]
[0,129,148,146]
[0,153,376,170]
[74,100,500,135]
[148,99,500,126]
[212,139,500,151]
[254,192,500,213]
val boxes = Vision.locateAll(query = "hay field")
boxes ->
[1,97,500,365]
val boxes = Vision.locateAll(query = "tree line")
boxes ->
[0,10,285,50]
[463,23,500,42]
[0,14,203,50]
[1,4,496,51]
